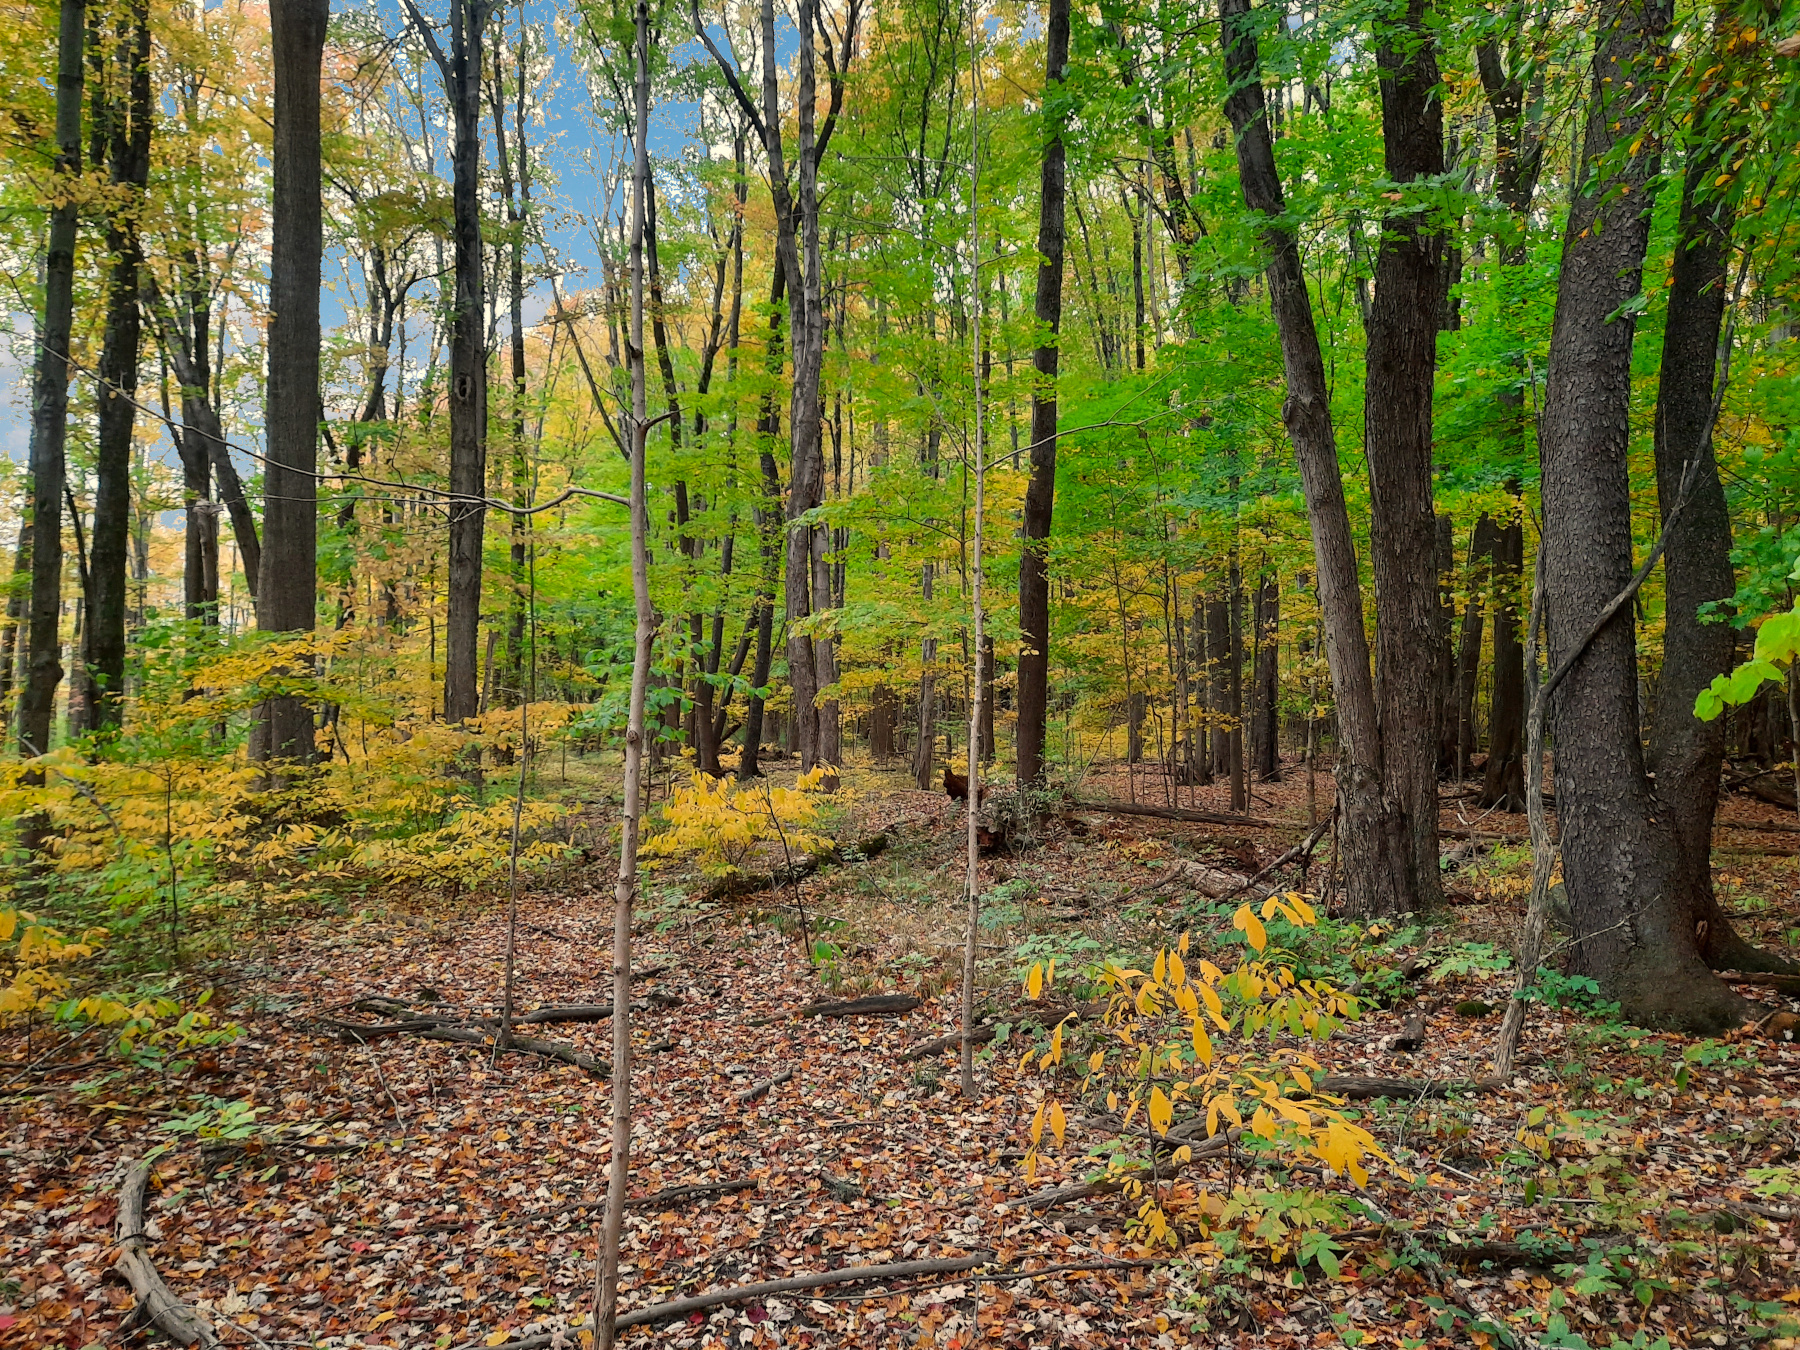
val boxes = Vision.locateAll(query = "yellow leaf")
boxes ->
[1030,1101,1046,1145]
[370,1312,397,1329]
[488,1333,512,1347]
[1178,931,1190,954]
[1049,1101,1066,1146]
[1149,1086,1173,1137]
[0,911,16,941]
[1169,952,1186,987]
[1191,1021,1213,1065]
[1234,906,1267,953]
[1026,963,1043,1001]
[1088,1049,1106,1073]
[1153,950,1167,986]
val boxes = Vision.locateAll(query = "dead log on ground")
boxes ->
[1315,1074,1500,1100]
[115,1160,219,1347]
[703,831,893,902]
[800,994,921,1018]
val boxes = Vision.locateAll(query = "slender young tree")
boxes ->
[257,0,329,762]
[595,4,654,1343]
[1015,0,1070,786]
[959,0,985,1101]
[19,0,86,764]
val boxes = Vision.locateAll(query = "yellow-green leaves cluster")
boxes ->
[643,766,839,875]
[1019,895,1387,1244]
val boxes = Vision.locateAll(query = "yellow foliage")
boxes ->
[1018,897,1383,1246]
[641,768,839,875]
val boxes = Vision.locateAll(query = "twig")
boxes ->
[736,1067,794,1104]
[114,1160,219,1347]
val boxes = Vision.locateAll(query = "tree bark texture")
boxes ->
[1481,507,1527,809]
[441,0,492,725]
[1648,107,1792,976]
[258,0,328,762]
[1251,571,1280,781]
[1222,0,1416,916]
[1445,513,1496,774]
[1362,0,1445,910]
[84,0,152,732]
[19,0,84,764]
[1538,0,1746,1030]
[1015,0,1070,787]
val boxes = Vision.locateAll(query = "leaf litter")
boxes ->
[3,769,1800,1350]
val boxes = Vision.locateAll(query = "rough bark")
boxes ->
[1648,93,1794,977]
[1481,507,1527,809]
[257,0,328,763]
[18,0,84,764]
[1445,513,1496,774]
[738,265,785,781]
[1251,571,1280,780]
[1222,0,1416,916]
[1538,0,1747,1031]
[85,0,152,732]
[1362,0,1446,910]
[407,0,493,724]
[1015,0,1070,786]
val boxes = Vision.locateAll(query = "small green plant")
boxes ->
[1429,942,1513,982]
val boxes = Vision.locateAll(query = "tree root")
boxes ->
[316,1015,604,1074]
[114,1160,218,1347]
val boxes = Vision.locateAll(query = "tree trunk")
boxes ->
[1206,594,1231,782]
[489,21,531,710]
[85,0,152,732]
[1015,0,1070,786]
[1362,0,1445,911]
[1251,571,1280,781]
[870,681,895,761]
[1222,0,1416,916]
[1481,507,1527,809]
[437,0,491,725]
[596,16,653,1345]
[1538,0,1746,1031]
[913,564,937,790]
[737,263,786,782]
[1648,90,1793,977]
[257,0,328,763]
[1226,554,1246,811]
[19,0,84,764]
[1445,513,1496,775]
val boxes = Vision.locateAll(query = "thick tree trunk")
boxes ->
[85,0,151,732]
[257,0,328,763]
[438,0,491,725]
[19,0,84,764]
[1648,109,1794,977]
[1222,0,1415,916]
[1481,508,1527,809]
[1362,0,1445,910]
[1015,0,1070,786]
[1539,0,1746,1031]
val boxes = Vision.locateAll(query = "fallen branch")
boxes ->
[800,994,921,1018]
[736,1067,795,1104]
[316,1014,605,1072]
[1075,799,1289,830]
[1315,1074,1501,1101]
[1017,1127,1245,1208]
[114,1160,218,1347]
[703,830,893,902]
[901,1023,996,1061]
[530,1178,759,1222]
[1721,970,1800,993]
[613,1251,994,1330]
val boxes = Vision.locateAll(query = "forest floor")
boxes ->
[4,753,1800,1350]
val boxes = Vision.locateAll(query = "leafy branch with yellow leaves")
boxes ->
[1020,894,1386,1256]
